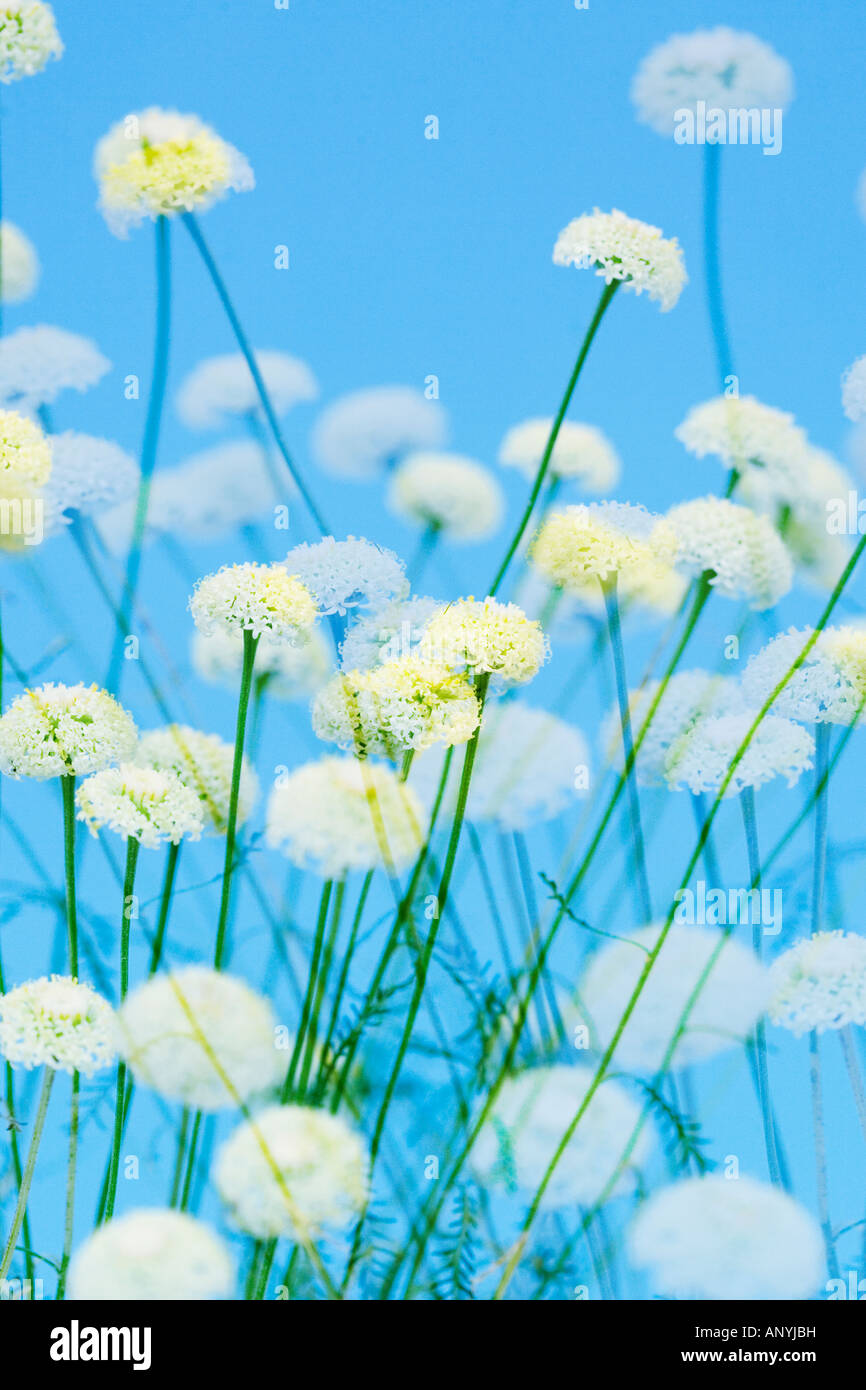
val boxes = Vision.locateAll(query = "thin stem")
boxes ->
[148,841,181,974]
[215,630,259,969]
[602,574,651,922]
[810,1031,840,1280]
[740,788,783,1187]
[56,1070,79,1299]
[297,879,346,1100]
[703,142,734,387]
[810,723,831,937]
[0,1069,54,1281]
[841,1027,866,1146]
[103,838,141,1222]
[409,522,441,586]
[282,880,333,1101]
[60,776,78,975]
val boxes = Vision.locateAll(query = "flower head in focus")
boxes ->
[666,496,793,608]
[0,975,115,1076]
[311,386,447,480]
[312,657,481,758]
[0,326,110,412]
[94,107,254,237]
[192,625,332,702]
[387,451,504,542]
[0,683,136,780]
[631,28,793,136]
[553,209,687,311]
[769,932,866,1035]
[0,221,38,302]
[0,3,62,82]
[0,407,52,488]
[498,418,621,492]
[530,502,679,593]
[418,597,548,686]
[743,625,866,727]
[190,562,317,642]
[136,725,259,835]
[284,536,409,616]
[68,1209,233,1301]
[76,764,204,849]
[663,711,814,796]
[176,351,318,430]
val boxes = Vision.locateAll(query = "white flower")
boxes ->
[76,764,204,849]
[214,1104,368,1239]
[418,597,548,686]
[498,418,621,492]
[116,967,284,1112]
[472,1065,653,1211]
[68,1209,233,1301]
[0,407,52,488]
[0,326,109,412]
[664,711,814,796]
[136,725,259,835]
[41,432,138,534]
[176,351,318,430]
[190,562,318,642]
[192,625,332,701]
[95,108,254,237]
[265,756,424,878]
[769,932,866,1035]
[0,222,38,302]
[842,356,866,422]
[387,451,504,541]
[575,924,769,1072]
[603,670,744,786]
[530,501,680,591]
[667,496,794,608]
[553,208,687,311]
[284,536,409,616]
[0,683,137,780]
[0,975,115,1076]
[312,658,481,758]
[675,395,809,503]
[339,596,444,672]
[743,625,866,726]
[631,28,793,136]
[311,386,447,480]
[629,1175,823,1301]
[0,3,62,82]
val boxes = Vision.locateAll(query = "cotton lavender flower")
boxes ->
[136,725,259,835]
[312,658,481,758]
[214,1104,368,1240]
[75,764,204,849]
[0,683,137,780]
[629,1175,823,1301]
[0,976,115,1076]
[842,356,866,422]
[675,395,809,503]
[666,497,794,608]
[530,502,679,594]
[192,626,332,701]
[418,597,548,686]
[311,385,447,480]
[0,222,38,302]
[190,562,318,642]
[284,536,409,616]
[743,625,866,726]
[0,326,109,414]
[176,351,318,430]
[631,28,793,137]
[68,1209,233,1301]
[40,432,139,535]
[94,107,254,237]
[553,209,687,311]
[339,596,444,672]
[0,3,62,82]
[116,967,284,1112]
[498,418,621,492]
[387,451,504,541]
[664,711,814,797]
[0,408,52,489]
[472,1065,653,1211]
[769,932,866,1035]
[602,670,744,786]
[576,924,769,1072]
[265,756,424,878]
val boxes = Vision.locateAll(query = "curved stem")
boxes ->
[214,630,259,970]
[0,1069,53,1281]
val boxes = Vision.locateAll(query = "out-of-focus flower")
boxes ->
[40,432,138,535]
[472,1065,653,1211]
[0,407,52,488]
[553,208,687,311]
[743,625,866,726]
[265,755,424,877]
[136,725,259,835]
[387,451,504,541]
[769,931,866,1035]
[190,561,317,642]
[176,351,318,430]
[602,670,744,786]
[311,386,447,480]
[312,657,481,758]
[94,107,254,237]
[76,764,204,849]
[284,536,409,616]
[0,3,62,83]
[339,596,443,672]
[0,326,109,412]
[631,28,793,136]
[667,496,793,608]
[664,711,814,796]
[0,975,115,1076]
[0,683,136,780]
[68,1210,233,1301]
[117,967,284,1111]
[675,395,809,503]
[418,597,548,686]
[498,418,621,492]
[0,221,38,302]
[192,625,332,701]
[214,1104,368,1240]
[842,356,866,422]
[530,502,679,597]
[629,1175,823,1301]
[576,924,769,1071]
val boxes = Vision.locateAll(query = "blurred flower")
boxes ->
[0,975,115,1076]
[68,1210,233,1301]
[770,931,866,1035]
[576,924,769,1071]
[553,208,687,311]
[339,596,443,671]
[312,657,481,758]
[631,28,793,136]
[675,395,808,503]
[40,431,138,535]
[76,764,204,849]
[136,725,259,835]
[743,625,866,726]
[117,967,284,1111]
[0,407,52,488]
[664,711,814,796]
[0,3,62,82]
[0,221,38,302]
[387,451,504,541]
[0,325,109,412]
[311,385,447,480]
[284,536,409,616]
[667,496,793,608]
[498,418,620,492]
[842,355,866,422]
[472,1065,652,1211]
[418,597,548,685]
[530,501,679,595]
[629,1175,823,1301]
[176,350,318,430]
[95,107,254,237]
[0,683,136,780]
[602,670,744,786]
[214,1104,368,1240]
[190,561,317,641]
[265,755,424,877]
[192,624,332,701]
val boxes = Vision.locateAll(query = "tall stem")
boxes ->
[214,630,259,969]
[703,142,734,387]
[103,838,140,1222]
[148,841,181,974]
[60,775,78,976]
[740,788,784,1187]
[56,1070,79,1299]
[602,574,651,922]
[0,1069,53,1281]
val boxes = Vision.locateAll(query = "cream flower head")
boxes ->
[663,711,814,797]
[418,597,548,686]
[0,975,115,1076]
[0,683,137,780]
[553,208,687,311]
[498,418,621,492]
[312,657,481,758]
[675,395,809,502]
[387,451,504,541]
[530,501,679,592]
[667,496,793,609]
[769,932,866,1035]
[189,562,318,642]
[135,725,259,835]
[0,407,52,488]
[743,625,866,727]
[94,107,254,237]
[0,221,38,302]
[0,3,62,82]
[75,764,204,849]
[68,1209,233,1301]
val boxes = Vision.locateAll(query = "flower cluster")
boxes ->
[42,432,139,533]
[498,418,621,491]
[530,501,679,592]
[0,975,115,1076]
[136,725,259,835]
[666,496,793,608]
[0,407,52,489]
[283,536,409,616]
[0,683,137,779]
[76,764,204,848]
[339,596,443,672]
[604,670,744,786]
[0,3,62,83]
[190,562,318,642]
[663,711,814,796]
[769,932,866,1035]
[0,221,38,302]
[553,208,687,311]
[311,386,447,480]
[418,597,548,685]
[675,395,809,503]
[68,1210,233,1302]
[176,351,318,430]
[0,326,110,412]
[387,451,504,541]
[313,657,481,758]
[631,27,793,136]
[743,626,866,726]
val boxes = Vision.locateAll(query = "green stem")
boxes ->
[56,1070,79,1298]
[0,1069,53,1281]
[103,838,140,1222]
[214,629,259,969]
[282,880,333,1102]
[297,879,345,1100]
[740,788,784,1187]
[148,841,181,974]
[602,573,652,922]
[60,776,78,976]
